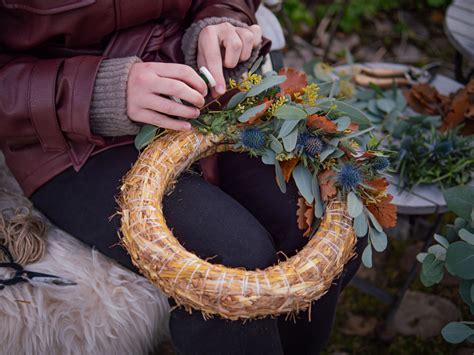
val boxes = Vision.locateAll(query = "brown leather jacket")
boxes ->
[0,0,262,196]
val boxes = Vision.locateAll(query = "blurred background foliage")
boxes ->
[282,0,450,33]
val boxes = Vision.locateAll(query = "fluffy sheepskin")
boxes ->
[0,153,170,355]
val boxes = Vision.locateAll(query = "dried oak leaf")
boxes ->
[366,177,389,193]
[296,197,314,237]
[441,79,474,135]
[367,194,397,229]
[278,67,308,98]
[280,157,300,182]
[404,84,449,115]
[307,114,337,133]
[318,169,337,201]
[248,98,273,125]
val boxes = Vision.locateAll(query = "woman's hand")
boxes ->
[127,62,208,131]
[197,23,262,96]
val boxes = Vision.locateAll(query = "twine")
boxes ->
[119,130,357,320]
[0,207,47,265]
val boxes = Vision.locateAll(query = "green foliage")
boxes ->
[418,185,474,344]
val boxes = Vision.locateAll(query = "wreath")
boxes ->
[119,62,397,320]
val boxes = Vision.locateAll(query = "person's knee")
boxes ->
[163,174,278,271]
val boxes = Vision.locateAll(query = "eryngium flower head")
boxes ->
[297,133,324,156]
[372,156,390,171]
[241,127,266,150]
[337,164,362,190]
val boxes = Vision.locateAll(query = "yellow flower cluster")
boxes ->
[322,158,336,170]
[276,152,295,161]
[338,80,355,98]
[229,74,263,92]
[350,140,360,150]
[267,96,287,116]
[302,83,319,105]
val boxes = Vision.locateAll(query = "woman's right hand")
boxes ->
[127,62,208,131]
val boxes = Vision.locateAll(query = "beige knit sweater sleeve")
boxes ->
[90,17,261,137]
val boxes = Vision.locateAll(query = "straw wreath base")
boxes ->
[119,130,357,320]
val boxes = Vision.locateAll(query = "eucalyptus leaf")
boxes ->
[362,244,373,268]
[293,164,314,204]
[334,116,351,131]
[343,126,375,139]
[446,241,474,279]
[329,80,339,99]
[460,280,474,305]
[249,56,264,74]
[320,146,336,162]
[376,98,396,113]
[368,211,383,232]
[238,102,268,122]
[353,213,368,237]
[434,234,450,249]
[274,105,307,120]
[312,173,324,219]
[444,186,474,220]
[442,322,474,344]
[261,149,276,165]
[269,135,283,154]
[347,192,363,218]
[226,91,247,109]
[247,75,286,97]
[428,244,447,261]
[278,120,300,138]
[134,125,158,150]
[459,229,474,245]
[283,128,298,152]
[369,228,388,252]
[417,252,428,263]
[275,162,287,193]
[421,253,445,287]
[318,100,371,128]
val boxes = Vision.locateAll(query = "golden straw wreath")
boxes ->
[119,64,397,320]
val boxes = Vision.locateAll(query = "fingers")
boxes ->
[235,28,254,62]
[221,27,243,68]
[151,77,205,108]
[138,109,192,131]
[248,25,263,47]
[152,63,208,96]
[199,26,226,95]
[142,94,200,119]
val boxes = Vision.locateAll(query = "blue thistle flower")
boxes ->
[296,133,324,155]
[337,164,362,190]
[434,140,453,156]
[372,156,390,171]
[240,127,266,150]
[304,136,324,156]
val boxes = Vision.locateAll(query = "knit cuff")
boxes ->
[90,56,142,137]
[181,17,262,82]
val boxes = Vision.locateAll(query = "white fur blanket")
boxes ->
[0,153,170,355]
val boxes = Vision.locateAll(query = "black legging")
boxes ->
[31,144,366,355]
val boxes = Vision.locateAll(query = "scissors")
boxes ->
[0,244,76,289]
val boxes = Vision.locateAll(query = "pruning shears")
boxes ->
[0,244,76,289]
[354,63,441,88]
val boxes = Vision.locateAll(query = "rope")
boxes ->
[0,207,47,265]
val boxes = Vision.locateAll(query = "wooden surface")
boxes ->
[445,0,474,60]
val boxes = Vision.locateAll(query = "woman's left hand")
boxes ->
[197,22,262,96]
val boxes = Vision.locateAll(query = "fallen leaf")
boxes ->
[441,79,474,135]
[278,67,308,98]
[280,157,300,182]
[318,169,337,201]
[307,114,337,133]
[367,194,397,228]
[296,197,314,237]
[248,98,272,125]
